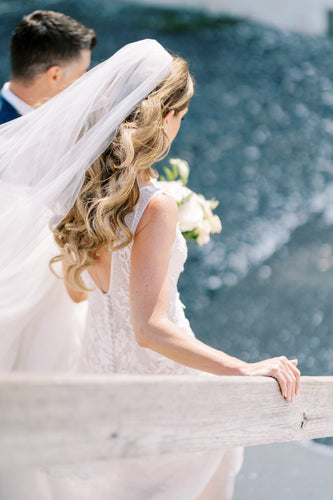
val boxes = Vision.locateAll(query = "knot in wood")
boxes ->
[300,412,309,429]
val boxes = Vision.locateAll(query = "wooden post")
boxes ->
[0,374,332,467]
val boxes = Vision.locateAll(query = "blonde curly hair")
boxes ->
[51,56,194,290]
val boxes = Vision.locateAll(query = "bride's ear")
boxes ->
[162,109,175,128]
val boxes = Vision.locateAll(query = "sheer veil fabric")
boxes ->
[0,39,172,370]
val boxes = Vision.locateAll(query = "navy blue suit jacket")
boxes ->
[0,94,20,124]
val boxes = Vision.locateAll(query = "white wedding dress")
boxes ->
[45,185,243,500]
[0,186,243,500]
[79,184,203,376]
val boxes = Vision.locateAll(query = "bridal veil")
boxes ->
[0,39,172,370]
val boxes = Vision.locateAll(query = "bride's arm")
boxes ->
[130,193,300,403]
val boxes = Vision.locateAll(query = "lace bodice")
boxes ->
[79,185,197,375]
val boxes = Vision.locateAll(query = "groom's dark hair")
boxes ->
[10,10,97,82]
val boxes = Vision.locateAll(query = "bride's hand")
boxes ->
[243,357,300,403]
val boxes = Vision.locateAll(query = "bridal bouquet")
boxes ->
[156,159,222,246]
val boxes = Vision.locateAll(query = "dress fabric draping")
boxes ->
[44,185,243,500]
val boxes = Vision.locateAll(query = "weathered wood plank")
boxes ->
[0,374,332,467]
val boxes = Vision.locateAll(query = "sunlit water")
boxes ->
[1,0,333,446]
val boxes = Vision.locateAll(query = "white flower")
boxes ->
[157,158,222,246]
[208,214,222,234]
[210,199,219,210]
[156,180,189,203]
[197,220,211,246]
[178,195,204,232]
[196,194,219,218]
[169,158,190,185]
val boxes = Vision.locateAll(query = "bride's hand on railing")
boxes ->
[243,357,300,403]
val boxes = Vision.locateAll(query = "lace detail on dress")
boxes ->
[41,187,244,498]
[79,185,197,376]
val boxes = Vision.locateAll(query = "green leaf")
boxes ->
[181,229,199,241]
[164,167,175,181]
[171,160,178,179]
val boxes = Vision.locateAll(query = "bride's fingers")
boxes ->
[281,364,294,402]
[284,364,296,402]
[274,372,288,401]
[275,357,297,402]
[287,360,301,395]
[284,358,300,390]
[268,359,289,400]
[247,356,301,402]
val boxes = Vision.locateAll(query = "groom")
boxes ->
[0,10,97,124]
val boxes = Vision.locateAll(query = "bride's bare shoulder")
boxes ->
[135,191,178,236]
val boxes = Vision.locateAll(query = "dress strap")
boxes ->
[129,185,160,235]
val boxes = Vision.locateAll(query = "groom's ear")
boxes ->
[45,65,64,88]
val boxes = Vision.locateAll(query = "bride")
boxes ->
[0,39,300,499]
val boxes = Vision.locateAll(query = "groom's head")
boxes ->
[10,10,97,105]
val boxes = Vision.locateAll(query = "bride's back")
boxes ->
[88,246,111,294]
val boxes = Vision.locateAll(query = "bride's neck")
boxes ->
[137,172,153,188]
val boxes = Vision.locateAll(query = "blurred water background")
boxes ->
[1,0,333,447]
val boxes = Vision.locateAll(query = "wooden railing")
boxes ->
[0,374,332,467]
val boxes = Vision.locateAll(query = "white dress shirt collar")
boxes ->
[1,82,34,116]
